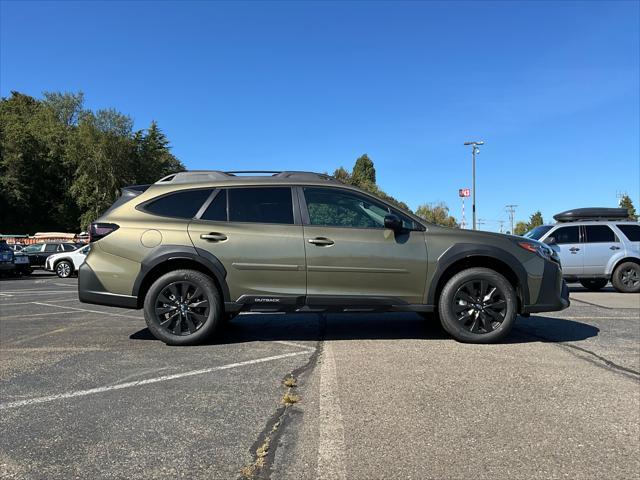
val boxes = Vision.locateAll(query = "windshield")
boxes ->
[523,225,553,240]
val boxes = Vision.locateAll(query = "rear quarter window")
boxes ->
[617,224,640,242]
[142,189,213,219]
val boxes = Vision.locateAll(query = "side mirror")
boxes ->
[384,214,403,233]
[543,236,556,245]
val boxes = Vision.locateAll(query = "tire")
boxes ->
[55,261,73,278]
[579,278,608,291]
[143,269,222,346]
[611,262,640,294]
[438,267,518,344]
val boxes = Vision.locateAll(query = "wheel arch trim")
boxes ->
[131,245,230,305]
[426,243,530,306]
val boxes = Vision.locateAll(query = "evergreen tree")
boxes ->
[529,211,544,228]
[351,153,376,186]
[619,194,638,220]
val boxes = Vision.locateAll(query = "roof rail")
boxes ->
[155,170,342,184]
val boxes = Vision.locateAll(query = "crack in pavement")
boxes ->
[514,326,640,380]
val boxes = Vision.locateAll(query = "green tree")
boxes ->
[351,153,376,186]
[333,154,410,212]
[619,194,638,220]
[514,221,529,235]
[529,211,544,228]
[0,90,185,232]
[415,202,459,228]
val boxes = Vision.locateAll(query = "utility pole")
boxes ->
[497,220,506,234]
[505,205,517,235]
[477,218,487,230]
[464,141,484,230]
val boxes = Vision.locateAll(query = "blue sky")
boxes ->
[1,0,638,231]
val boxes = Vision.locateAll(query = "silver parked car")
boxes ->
[524,208,640,293]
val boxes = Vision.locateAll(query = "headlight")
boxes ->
[517,240,553,260]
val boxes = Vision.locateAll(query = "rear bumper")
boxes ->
[78,262,138,309]
[522,260,570,314]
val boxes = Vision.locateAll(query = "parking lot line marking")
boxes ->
[272,340,316,351]
[0,290,78,296]
[0,288,76,293]
[0,293,14,297]
[32,302,142,320]
[0,350,310,410]
[0,310,86,320]
[0,298,79,306]
[317,341,347,480]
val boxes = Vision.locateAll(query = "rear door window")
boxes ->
[553,226,580,244]
[584,225,617,243]
[200,190,228,221]
[228,187,294,224]
[616,224,640,242]
[44,244,58,252]
[143,189,213,219]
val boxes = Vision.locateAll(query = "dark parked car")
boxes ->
[0,241,16,274]
[21,242,78,268]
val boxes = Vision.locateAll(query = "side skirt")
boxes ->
[224,295,434,314]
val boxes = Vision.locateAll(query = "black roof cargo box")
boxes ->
[553,208,629,222]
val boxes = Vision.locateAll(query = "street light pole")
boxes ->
[464,141,484,230]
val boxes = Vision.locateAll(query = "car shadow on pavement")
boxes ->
[129,312,600,345]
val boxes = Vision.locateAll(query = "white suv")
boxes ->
[524,208,640,293]
[45,245,91,278]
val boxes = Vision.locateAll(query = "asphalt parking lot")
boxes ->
[1,273,639,479]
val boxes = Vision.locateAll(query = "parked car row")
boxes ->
[0,240,90,278]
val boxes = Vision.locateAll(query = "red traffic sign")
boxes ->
[459,188,471,198]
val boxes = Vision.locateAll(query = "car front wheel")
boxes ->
[611,262,640,293]
[438,267,517,344]
[143,269,222,346]
[55,261,73,278]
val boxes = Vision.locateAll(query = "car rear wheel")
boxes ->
[611,262,640,293]
[579,278,608,291]
[143,269,222,346]
[55,261,73,278]
[438,267,517,344]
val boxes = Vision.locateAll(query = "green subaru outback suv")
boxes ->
[79,170,569,345]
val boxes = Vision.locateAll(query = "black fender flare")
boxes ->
[131,245,230,302]
[426,243,530,306]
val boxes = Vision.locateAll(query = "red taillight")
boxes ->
[89,223,119,242]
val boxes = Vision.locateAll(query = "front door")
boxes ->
[551,225,583,275]
[299,186,428,305]
[188,187,306,304]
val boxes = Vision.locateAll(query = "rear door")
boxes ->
[582,225,622,275]
[550,225,583,275]
[188,186,306,304]
[299,186,428,305]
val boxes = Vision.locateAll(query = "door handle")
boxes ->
[308,237,334,246]
[200,233,227,242]
[569,247,580,252]
[609,246,621,250]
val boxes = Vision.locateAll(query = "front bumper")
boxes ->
[522,260,570,314]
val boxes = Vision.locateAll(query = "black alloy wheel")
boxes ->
[143,269,221,346]
[453,279,507,334]
[438,267,517,344]
[154,280,210,336]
